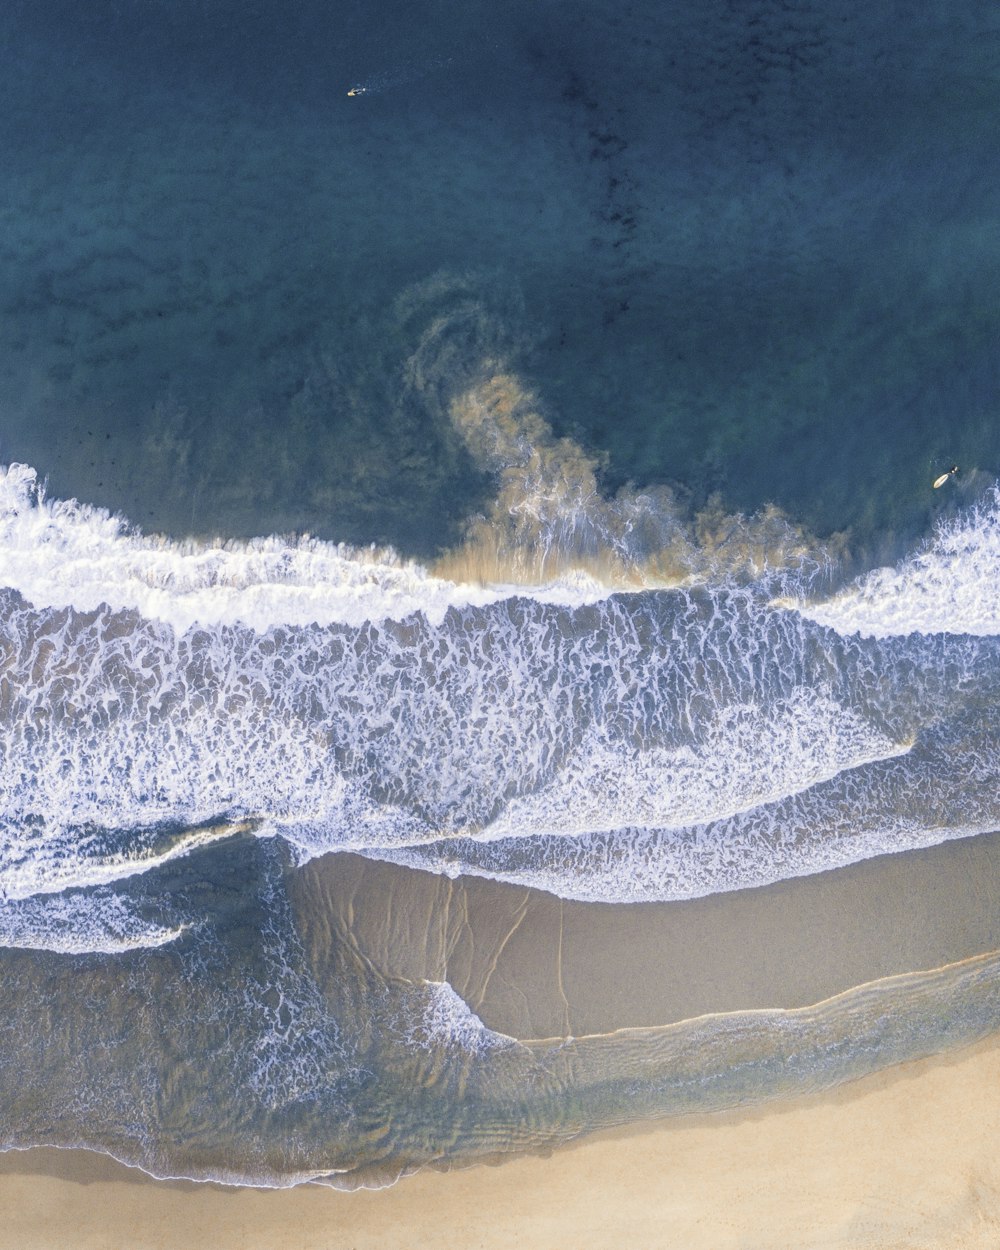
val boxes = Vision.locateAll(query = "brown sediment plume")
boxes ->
[389,273,844,588]
[430,370,844,589]
[432,371,639,586]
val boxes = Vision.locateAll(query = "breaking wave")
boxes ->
[791,486,1000,639]
[0,342,998,945]
[0,886,187,954]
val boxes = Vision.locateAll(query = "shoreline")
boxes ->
[4,1030,1000,1248]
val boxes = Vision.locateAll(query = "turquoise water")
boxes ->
[1,0,1000,1187]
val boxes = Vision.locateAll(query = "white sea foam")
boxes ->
[379,716,1000,902]
[0,528,972,925]
[1,454,997,938]
[394,817,1000,905]
[381,802,997,905]
[479,689,909,841]
[0,570,844,893]
[792,487,1000,639]
[0,463,618,633]
[407,981,520,1053]
[0,888,186,954]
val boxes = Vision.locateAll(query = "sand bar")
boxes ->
[291,830,1000,1039]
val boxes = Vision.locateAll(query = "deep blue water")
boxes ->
[1,0,998,552]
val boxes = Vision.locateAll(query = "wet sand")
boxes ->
[3,1031,1000,1250]
[290,830,1000,1039]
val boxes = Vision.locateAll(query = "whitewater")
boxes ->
[2,458,1000,950]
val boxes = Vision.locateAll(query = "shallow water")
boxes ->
[1,0,999,1187]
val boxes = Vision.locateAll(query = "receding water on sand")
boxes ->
[3,831,1000,1189]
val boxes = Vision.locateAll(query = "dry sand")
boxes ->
[3,1031,1000,1250]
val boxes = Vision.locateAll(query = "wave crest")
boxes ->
[792,485,1000,638]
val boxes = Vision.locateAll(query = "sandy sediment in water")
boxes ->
[288,830,1000,1039]
[3,1032,1000,1250]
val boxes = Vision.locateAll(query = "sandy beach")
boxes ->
[2,1030,999,1250]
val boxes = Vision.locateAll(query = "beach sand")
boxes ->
[2,1031,1000,1250]
[291,831,1000,1039]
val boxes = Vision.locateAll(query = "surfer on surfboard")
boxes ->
[933,465,959,489]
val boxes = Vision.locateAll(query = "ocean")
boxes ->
[1,0,999,1188]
